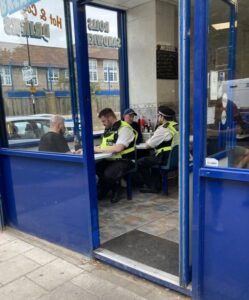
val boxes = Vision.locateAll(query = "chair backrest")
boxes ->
[164,145,179,170]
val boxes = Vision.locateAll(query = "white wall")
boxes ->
[127,1,157,107]
[126,0,178,124]
[156,0,178,110]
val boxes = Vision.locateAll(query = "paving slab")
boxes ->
[23,248,57,266]
[26,258,83,291]
[0,239,34,263]
[0,232,17,246]
[38,281,100,300]
[102,286,146,300]
[145,288,189,300]
[0,276,46,300]
[71,272,117,297]
[0,255,40,285]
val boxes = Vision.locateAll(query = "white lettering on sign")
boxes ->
[87,18,109,33]
[22,66,34,81]
[0,0,40,17]
[87,18,120,49]
[88,34,121,49]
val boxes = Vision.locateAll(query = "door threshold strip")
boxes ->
[94,248,192,297]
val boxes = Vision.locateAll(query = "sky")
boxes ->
[0,0,118,48]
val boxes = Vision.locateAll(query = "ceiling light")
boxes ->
[211,21,237,30]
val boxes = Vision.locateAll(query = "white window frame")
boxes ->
[65,69,69,79]
[0,66,12,86]
[25,67,38,86]
[89,59,98,82]
[103,60,118,83]
[48,68,60,83]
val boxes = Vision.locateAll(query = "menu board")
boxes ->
[156,45,178,80]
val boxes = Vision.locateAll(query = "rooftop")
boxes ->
[0,43,119,68]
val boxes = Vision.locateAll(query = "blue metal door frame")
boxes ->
[192,0,249,299]
[77,0,192,293]
[72,0,100,249]
[179,0,191,288]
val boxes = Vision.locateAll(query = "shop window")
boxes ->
[48,68,60,83]
[86,5,120,132]
[1,0,81,155]
[25,68,38,86]
[0,66,12,86]
[89,59,98,82]
[206,1,249,170]
[103,60,118,83]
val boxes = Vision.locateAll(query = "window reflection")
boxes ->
[0,0,80,154]
[207,0,249,169]
[86,5,121,132]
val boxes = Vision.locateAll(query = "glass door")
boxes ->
[193,1,249,299]
[77,0,192,295]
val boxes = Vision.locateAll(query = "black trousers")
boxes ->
[137,152,168,189]
[96,159,134,198]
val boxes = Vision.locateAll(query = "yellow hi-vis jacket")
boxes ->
[155,121,179,156]
[100,120,137,159]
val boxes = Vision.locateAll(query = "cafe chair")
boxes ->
[153,145,179,195]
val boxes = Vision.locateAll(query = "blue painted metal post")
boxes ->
[192,0,209,298]
[0,78,7,230]
[72,0,100,249]
[118,10,129,114]
[64,0,80,138]
[0,80,9,232]
[226,2,237,153]
[179,0,191,287]
[228,1,237,81]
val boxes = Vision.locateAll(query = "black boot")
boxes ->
[110,182,121,203]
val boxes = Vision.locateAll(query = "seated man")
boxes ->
[138,105,179,193]
[94,108,137,203]
[123,108,143,144]
[230,146,249,169]
[39,115,77,153]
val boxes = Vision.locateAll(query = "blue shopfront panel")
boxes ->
[201,178,249,300]
[2,155,94,255]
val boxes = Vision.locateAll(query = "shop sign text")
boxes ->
[3,17,50,42]
[87,18,121,49]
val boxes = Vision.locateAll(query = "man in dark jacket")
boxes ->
[39,115,77,153]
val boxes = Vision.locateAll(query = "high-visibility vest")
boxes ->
[100,120,137,159]
[155,121,179,156]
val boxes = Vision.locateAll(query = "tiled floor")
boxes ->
[99,181,179,244]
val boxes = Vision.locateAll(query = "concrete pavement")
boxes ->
[0,229,190,300]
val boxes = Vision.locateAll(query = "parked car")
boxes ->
[6,115,75,150]
[6,116,51,149]
[32,114,75,136]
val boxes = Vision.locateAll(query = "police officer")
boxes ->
[123,108,143,144]
[138,105,179,193]
[94,108,137,203]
